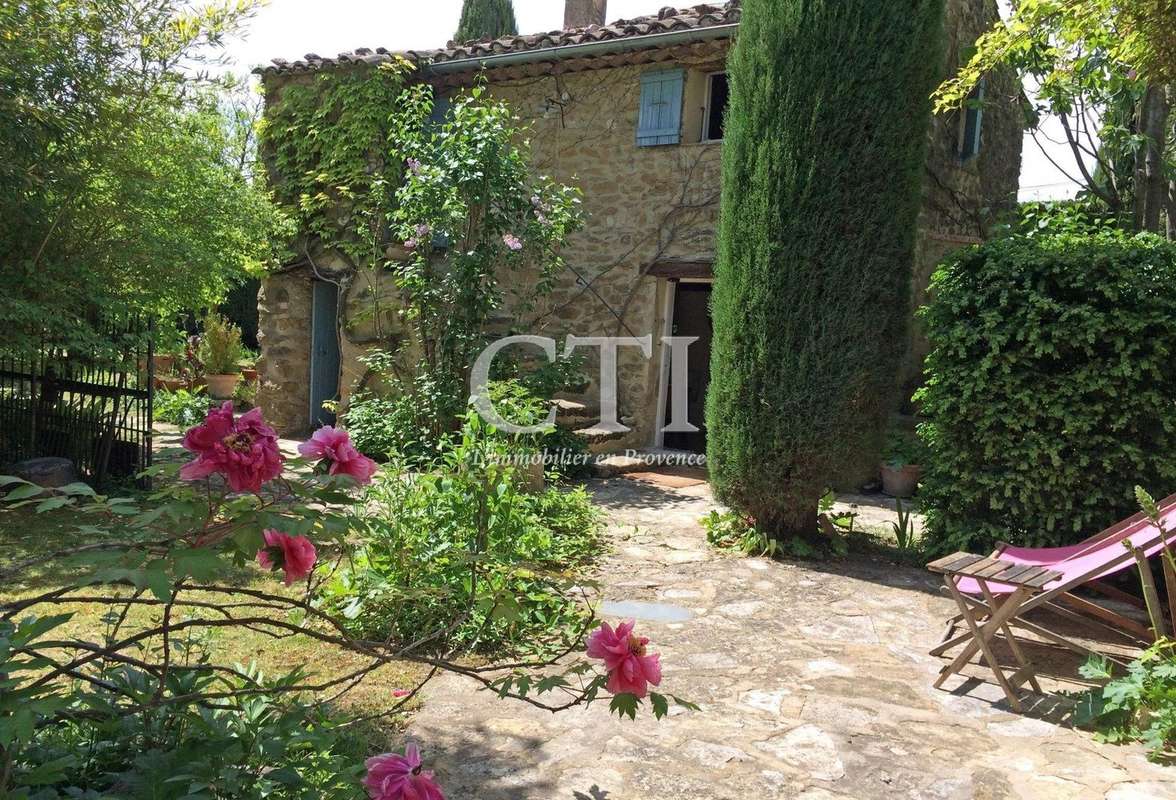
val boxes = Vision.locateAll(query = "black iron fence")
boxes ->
[0,319,154,487]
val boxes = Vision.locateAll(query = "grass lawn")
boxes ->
[1,502,424,745]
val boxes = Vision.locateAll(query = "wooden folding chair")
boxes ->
[928,554,1060,711]
[927,517,1176,710]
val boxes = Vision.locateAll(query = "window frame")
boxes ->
[958,77,986,163]
[701,70,728,143]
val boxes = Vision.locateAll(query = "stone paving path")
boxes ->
[411,477,1174,799]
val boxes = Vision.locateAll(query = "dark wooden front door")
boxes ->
[663,282,712,453]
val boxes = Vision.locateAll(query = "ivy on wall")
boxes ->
[261,59,414,270]
[259,64,583,439]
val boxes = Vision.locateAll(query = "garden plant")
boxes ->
[917,229,1176,554]
[0,403,690,798]
[706,0,946,544]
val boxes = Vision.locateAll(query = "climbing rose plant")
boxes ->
[0,404,689,795]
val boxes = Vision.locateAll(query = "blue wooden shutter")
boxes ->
[960,78,985,161]
[637,69,685,146]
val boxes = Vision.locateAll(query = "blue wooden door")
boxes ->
[309,280,340,427]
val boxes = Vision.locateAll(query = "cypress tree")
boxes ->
[706,0,945,539]
[454,0,518,42]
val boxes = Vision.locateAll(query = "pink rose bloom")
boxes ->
[502,233,523,251]
[180,403,283,493]
[586,619,662,698]
[298,425,378,485]
[363,742,445,800]
[256,529,317,586]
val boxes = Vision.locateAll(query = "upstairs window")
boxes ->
[637,68,685,146]
[704,72,729,141]
[959,78,985,161]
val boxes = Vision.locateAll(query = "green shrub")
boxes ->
[344,372,463,467]
[1077,638,1176,761]
[882,428,927,469]
[154,387,213,427]
[483,379,592,479]
[346,377,592,478]
[706,0,944,539]
[197,312,244,375]
[2,617,366,800]
[319,413,604,656]
[917,231,1176,554]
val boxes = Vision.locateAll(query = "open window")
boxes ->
[959,78,985,161]
[703,72,728,141]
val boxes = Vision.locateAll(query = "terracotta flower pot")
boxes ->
[152,354,176,374]
[242,367,259,382]
[881,463,921,498]
[156,376,186,392]
[205,373,240,401]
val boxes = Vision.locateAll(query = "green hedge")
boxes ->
[917,230,1176,554]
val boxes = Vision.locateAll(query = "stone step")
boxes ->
[573,425,628,447]
[593,453,647,477]
[552,398,597,429]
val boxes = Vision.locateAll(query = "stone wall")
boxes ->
[481,60,725,450]
[256,267,313,435]
[257,0,1023,453]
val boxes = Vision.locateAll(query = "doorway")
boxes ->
[662,281,712,453]
[309,280,340,427]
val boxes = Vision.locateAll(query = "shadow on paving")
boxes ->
[425,723,615,800]
[584,475,709,512]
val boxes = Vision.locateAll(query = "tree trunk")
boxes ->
[1134,84,1171,233]
[757,499,819,543]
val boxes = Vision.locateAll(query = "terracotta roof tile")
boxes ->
[257,1,740,76]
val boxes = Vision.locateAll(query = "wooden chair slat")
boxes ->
[992,564,1035,583]
[1022,569,1063,590]
[975,559,1012,578]
[927,552,983,574]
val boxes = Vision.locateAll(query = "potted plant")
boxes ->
[151,322,185,375]
[880,429,925,498]
[198,313,244,401]
[240,348,259,382]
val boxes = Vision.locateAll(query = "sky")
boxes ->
[222,0,1083,202]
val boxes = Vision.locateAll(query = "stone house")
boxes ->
[255,0,1022,466]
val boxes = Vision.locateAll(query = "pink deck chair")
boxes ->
[926,497,1176,711]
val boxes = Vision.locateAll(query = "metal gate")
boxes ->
[0,319,154,487]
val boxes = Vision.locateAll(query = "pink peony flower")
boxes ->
[298,425,378,485]
[415,223,431,238]
[586,619,662,699]
[180,403,283,493]
[404,238,418,250]
[363,742,446,800]
[502,233,523,251]
[256,529,317,586]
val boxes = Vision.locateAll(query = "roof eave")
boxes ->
[423,23,737,75]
